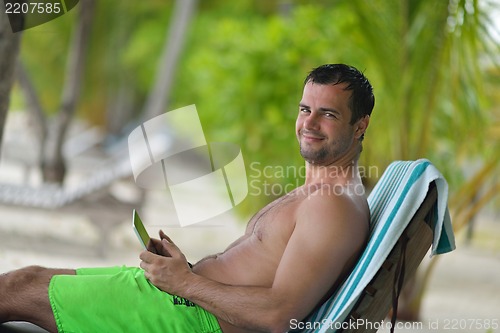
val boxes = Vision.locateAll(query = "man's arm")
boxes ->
[140,194,368,332]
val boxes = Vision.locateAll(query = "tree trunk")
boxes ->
[143,0,197,120]
[42,0,95,183]
[0,2,23,157]
[16,61,47,164]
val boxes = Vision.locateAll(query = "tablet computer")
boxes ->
[132,209,152,251]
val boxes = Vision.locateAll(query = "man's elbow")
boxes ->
[261,308,296,333]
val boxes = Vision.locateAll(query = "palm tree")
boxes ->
[345,0,500,320]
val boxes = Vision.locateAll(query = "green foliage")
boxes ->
[15,0,500,216]
[80,0,173,124]
[328,0,499,185]
[170,0,499,214]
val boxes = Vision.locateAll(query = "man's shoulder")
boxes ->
[298,182,368,214]
[295,183,369,232]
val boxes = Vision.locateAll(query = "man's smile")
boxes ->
[300,130,326,142]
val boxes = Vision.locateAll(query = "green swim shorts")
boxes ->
[48,266,222,333]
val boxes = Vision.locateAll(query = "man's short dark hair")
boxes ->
[304,64,375,125]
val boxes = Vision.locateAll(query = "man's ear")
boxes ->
[354,115,370,140]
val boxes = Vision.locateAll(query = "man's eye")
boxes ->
[325,113,336,118]
[300,108,310,113]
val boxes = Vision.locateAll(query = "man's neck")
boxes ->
[303,159,360,187]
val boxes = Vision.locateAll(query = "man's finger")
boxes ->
[159,230,173,243]
[161,239,183,258]
[139,250,154,262]
[139,260,148,271]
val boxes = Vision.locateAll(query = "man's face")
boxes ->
[296,82,357,166]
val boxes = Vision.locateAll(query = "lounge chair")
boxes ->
[291,159,455,332]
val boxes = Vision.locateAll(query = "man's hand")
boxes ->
[146,230,172,256]
[139,233,192,294]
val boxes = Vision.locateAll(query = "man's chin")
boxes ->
[300,151,329,165]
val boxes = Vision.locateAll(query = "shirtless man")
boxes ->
[0,63,374,333]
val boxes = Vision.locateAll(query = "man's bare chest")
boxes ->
[247,190,306,242]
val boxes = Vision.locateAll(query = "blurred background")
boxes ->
[0,0,499,332]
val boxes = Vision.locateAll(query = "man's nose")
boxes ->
[303,112,320,130]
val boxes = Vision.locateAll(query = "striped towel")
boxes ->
[292,159,455,332]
